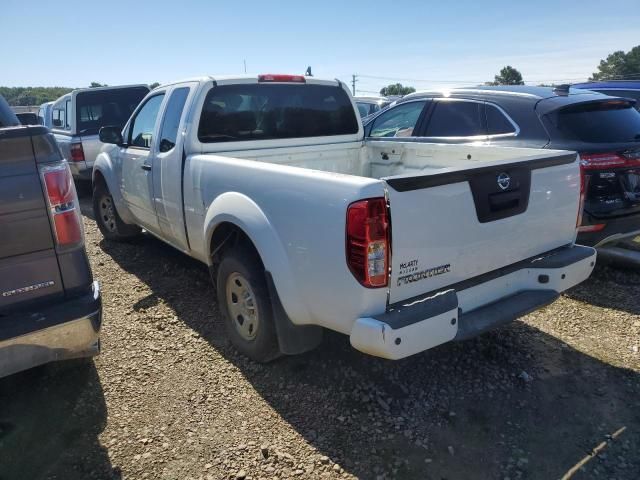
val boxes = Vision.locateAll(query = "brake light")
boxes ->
[577,224,606,233]
[346,198,389,288]
[576,163,588,228]
[258,74,306,83]
[579,152,640,170]
[70,142,85,162]
[40,163,83,248]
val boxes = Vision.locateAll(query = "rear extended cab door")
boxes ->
[151,83,199,251]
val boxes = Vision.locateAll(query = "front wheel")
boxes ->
[93,182,141,241]
[216,247,280,362]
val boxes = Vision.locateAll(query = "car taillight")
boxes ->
[579,151,640,170]
[70,142,85,162]
[346,198,389,288]
[40,163,83,248]
[577,223,606,233]
[258,74,306,83]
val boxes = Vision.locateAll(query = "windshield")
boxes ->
[75,87,149,135]
[198,83,359,143]
[547,100,640,143]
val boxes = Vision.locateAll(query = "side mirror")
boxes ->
[52,119,62,127]
[99,126,124,145]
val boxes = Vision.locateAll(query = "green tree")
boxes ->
[590,46,640,80]
[491,66,524,86]
[90,82,108,88]
[379,83,416,96]
[149,82,160,90]
[0,86,74,106]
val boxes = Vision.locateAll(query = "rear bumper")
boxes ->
[350,245,596,360]
[68,160,92,180]
[578,213,640,247]
[0,281,101,378]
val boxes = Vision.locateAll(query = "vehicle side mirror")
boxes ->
[52,119,62,127]
[99,126,124,145]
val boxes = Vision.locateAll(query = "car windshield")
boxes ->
[198,83,359,143]
[548,100,640,143]
[76,87,149,135]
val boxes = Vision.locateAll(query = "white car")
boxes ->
[354,95,391,117]
[92,74,596,362]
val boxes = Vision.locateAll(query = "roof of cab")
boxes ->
[155,75,343,89]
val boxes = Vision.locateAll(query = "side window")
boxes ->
[52,105,66,129]
[65,100,71,129]
[128,94,165,149]
[486,104,516,135]
[37,108,45,125]
[369,101,426,138]
[425,100,485,137]
[158,88,190,153]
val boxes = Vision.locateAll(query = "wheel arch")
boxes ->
[203,192,311,327]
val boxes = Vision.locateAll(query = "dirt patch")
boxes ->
[0,196,638,480]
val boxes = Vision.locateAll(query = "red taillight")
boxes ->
[577,223,606,233]
[258,74,306,83]
[579,151,640,170]
[346,198,389,288]
[70,142,85,162]
[40,163,83,248]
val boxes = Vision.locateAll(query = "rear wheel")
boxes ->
[93,181,141,241]
[216,247,280,362]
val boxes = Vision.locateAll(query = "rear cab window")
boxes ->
[198,83,358,143]
[545,100,640,143]
[76,87,149,136]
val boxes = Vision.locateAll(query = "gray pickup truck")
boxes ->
[0,95,101,377]
[51,84,149,180]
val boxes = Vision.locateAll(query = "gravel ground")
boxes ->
[1,193,639,480]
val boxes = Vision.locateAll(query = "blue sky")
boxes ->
[2,0,639,93]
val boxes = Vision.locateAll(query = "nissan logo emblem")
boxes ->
[497,172,511,190]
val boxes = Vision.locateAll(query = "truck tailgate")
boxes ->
[0,128,64,310]
[383,151,580,304]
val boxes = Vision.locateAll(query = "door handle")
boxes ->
[141,164,151,171]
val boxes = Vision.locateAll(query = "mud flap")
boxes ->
[264,271,323,355]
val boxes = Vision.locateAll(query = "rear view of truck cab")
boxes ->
[0,96,101,377]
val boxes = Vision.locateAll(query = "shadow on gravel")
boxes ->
[564,262,640,315]
[92,213,640,479]
[0,360,118,480]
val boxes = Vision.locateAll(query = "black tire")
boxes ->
[92,181,141,241]
[216,247,281,362]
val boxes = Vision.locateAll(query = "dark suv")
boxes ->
[0,95,101,378]
[363,86,640,258]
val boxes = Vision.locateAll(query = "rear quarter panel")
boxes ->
[186,154,388,333]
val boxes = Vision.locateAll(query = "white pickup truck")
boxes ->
[92,74,596,362]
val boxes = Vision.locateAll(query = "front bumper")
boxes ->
[350,245,596,360]
[0,281,101,378]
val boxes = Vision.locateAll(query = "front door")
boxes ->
[122,93,165,232]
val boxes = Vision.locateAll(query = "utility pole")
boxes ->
[244,59,247,74]
[352,74,358,96]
